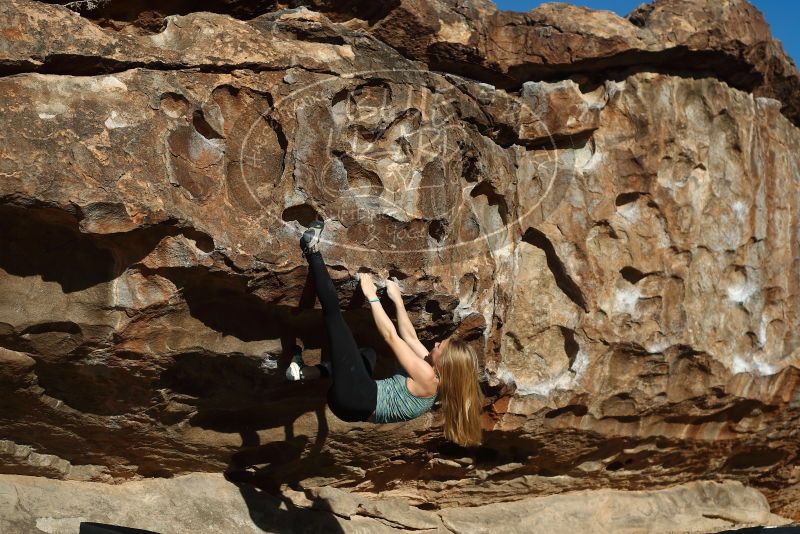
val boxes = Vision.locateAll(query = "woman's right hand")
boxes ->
[386,278,402,302]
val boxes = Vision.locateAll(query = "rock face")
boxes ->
[1,0,800,526]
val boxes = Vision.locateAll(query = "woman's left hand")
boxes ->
[359,273,378,300]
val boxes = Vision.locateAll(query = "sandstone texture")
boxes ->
[0,473,791,533]
[1,0,800,529]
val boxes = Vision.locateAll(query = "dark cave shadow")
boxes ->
[0,203,214,294]
[172,266,295,342]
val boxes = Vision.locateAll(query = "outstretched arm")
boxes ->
[386,279,429,359]
[360,274,436,384]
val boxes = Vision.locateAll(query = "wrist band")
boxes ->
[368,298,380,302]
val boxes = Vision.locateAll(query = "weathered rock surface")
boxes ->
[2,0,800,527]
[41,0,800,128]
[281,0,800,127]
[0,473,791,533]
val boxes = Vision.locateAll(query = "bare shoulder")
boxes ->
[406,364,439,398]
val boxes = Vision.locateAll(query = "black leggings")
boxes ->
[307,251,377,422]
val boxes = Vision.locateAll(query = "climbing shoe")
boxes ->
[300,219,324,256]
[285,344,305,381]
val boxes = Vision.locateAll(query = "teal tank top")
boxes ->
[373,367,438,423]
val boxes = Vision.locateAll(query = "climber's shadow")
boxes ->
[226,474,347,533]
[223,424,347,533]
[185,263,385,532]
[203,269,359,532]
[204,332,347,533]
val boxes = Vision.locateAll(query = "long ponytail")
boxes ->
[436,338,483,447]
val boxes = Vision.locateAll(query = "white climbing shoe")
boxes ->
[300,220,324,256]
[285,361,302,381]
[285,344,305,381]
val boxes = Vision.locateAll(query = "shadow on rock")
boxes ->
[216,371,348,532]
[79,523,160,534]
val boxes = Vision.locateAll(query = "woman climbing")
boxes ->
[287,220,484,447]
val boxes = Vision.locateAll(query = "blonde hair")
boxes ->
[436,338,484,447]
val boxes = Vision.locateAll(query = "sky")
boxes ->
[492,0,799,65]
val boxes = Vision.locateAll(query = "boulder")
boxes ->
[1,0,800,524]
